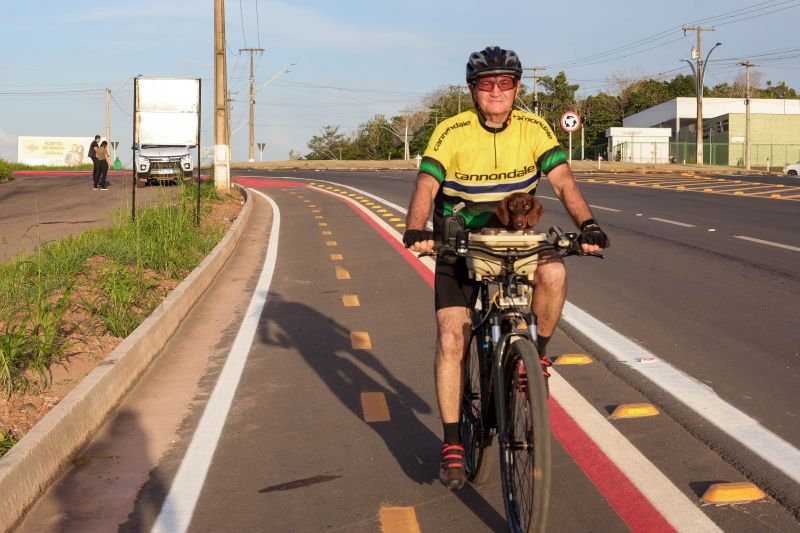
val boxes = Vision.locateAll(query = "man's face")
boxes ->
[472,75,519,117]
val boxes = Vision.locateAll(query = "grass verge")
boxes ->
[0,180,231,404]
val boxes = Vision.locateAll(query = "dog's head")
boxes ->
[495,192,543,230]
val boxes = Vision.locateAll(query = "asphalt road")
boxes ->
[9,171,800,532]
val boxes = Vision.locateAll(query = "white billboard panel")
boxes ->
[135,78,200,146]
[17,136,94,166]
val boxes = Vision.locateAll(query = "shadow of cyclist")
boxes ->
[258,293,506,530]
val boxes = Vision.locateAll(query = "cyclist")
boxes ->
[402,46,609,490]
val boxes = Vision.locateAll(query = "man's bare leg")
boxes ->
[532,252,567,338]
[435,306,472,424]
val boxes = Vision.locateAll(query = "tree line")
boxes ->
[299,72,798,160]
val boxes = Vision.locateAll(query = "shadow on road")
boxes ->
[258,293,507,530]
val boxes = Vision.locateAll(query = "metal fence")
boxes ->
[575,142,800,168]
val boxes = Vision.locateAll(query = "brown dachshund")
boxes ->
[494,192,544,230]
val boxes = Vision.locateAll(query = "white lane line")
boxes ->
[649,217,695,228]
[471,194,624,214]
[561,302,800,486]
[589,204,622,212]
[151,190,280,533]
[551,373,722,532]
[734,235,800,252]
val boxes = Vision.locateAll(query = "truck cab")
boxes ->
[135,145,194,186]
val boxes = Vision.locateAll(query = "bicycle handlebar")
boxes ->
[418,226,604,261]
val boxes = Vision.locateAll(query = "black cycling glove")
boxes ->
[578,219,610,248]
[402,229,434,248]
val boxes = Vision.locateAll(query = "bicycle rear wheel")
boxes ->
[499,339,551,533]
[460,334,494,484]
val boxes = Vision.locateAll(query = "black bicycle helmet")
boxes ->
[466,46,523,83]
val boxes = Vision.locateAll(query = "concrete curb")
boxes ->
[0,185,253,531]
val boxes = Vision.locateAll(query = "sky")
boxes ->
[1,0,798,164]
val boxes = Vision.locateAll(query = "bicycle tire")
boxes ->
[460,334,494,485]
[499,339,551,533]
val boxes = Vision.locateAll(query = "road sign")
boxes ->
[560,111,582,133]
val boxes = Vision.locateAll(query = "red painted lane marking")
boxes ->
[268,183,675,529]
[13,171,131,176]
[549,399,675,533]
[235,177,308,188]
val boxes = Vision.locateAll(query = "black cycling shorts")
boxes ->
[434,257,481,311]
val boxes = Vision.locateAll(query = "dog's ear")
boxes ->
[495,197,511,227]
[526,195,544,227]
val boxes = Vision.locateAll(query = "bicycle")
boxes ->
[424,220,601,533]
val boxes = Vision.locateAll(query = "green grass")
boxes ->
[0,180,231,397]
[0,157,115,182]
[0,428,17,457]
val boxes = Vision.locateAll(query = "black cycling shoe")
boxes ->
[439,443,466,490]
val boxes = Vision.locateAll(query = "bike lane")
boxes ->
[153,179,631,532]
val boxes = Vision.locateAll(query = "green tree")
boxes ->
[759,80,799,99]
[306,125,348,160]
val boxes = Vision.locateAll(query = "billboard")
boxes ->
[17,136,95,166]
[135,78,200,146]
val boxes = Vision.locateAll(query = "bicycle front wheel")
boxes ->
[460,334,494,484]
[499,339,551,533]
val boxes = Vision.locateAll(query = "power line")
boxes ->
[239,0,247,47]
[0,88,104,95]
[109,92,132,116]
[255,0,262,49]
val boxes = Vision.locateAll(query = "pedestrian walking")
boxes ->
[88,135,101,189]
[96,141,111,190]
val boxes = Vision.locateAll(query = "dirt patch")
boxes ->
[0,195,243,447]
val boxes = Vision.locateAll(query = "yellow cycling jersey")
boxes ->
[419,109,567,228]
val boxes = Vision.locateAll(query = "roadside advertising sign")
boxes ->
[17,136,94,166]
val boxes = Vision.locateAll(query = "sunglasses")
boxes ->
[475,77,517,92]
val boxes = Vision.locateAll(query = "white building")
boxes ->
[605,127,672,163]
[623,97,800,138]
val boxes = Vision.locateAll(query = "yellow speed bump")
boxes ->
[610,403,659,419]
[701,482,766,505]
[553,354,593,365]
[350,331,372,350]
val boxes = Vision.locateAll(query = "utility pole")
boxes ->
[683,26,715,165]
[524,67,546,115]
[214,0,230,192]
[740,60,754,171]
[105,88,110,144]
[239,48,264,162]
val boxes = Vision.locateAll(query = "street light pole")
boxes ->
[740,61,754,170]
[682,26,717,165]
[239,47,264,162]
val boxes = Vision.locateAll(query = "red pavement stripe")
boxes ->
[235,177,307,188]
[290,184,676,531]
[549,399,675,533]
[13,170,130,176]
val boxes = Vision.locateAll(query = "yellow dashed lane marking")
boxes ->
[396,223,406,228]
[342,294,360,307]
[322,230,333,236]
[309,204,316,208]
[379,506,420,533]
[389,218,402,222]
[335,266,350,280]
[326,240,338,247]
[330,253,343,261]
[315,215,324,220]
[318,222,328,227]
[350,331,372,350]
[312,209,321,213]
[361,392,390,422]
[382,213,394,218]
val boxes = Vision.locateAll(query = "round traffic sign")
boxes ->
[560,111,582,133]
